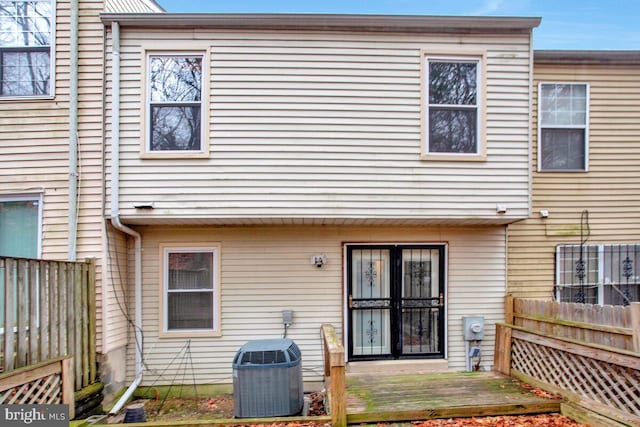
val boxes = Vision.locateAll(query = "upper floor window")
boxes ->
[424,56,483,157]
[539,83,589,171]
[0,0,52,97]
[147,54,204,153]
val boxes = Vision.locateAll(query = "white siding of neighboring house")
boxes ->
[0,0,108,349]
[125,225,506,384]
[105,29,533,224]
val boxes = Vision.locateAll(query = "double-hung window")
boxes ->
[556,244,640,305]
[147,54,204,154]
[0,0,53,97]
[161,245,220,336]
[424,55,483,157]
[539,83,589,171]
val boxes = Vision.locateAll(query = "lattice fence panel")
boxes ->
[512,338,640,416]
[0,372,62,405]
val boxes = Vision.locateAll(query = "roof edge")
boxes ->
[535,50,640,65]
[100,13,541,33]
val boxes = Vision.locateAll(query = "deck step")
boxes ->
[348,401,562,424]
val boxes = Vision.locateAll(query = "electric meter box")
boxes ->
[463,316,485,341]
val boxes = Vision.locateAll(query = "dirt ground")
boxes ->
[141,392,326,422]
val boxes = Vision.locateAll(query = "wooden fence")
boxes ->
[0,257,97,392]
[0,356,75,419]
[495,296,640,426]
[321,324,346,427]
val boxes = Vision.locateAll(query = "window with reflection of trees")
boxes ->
[148,55,203,151]
[0,0,51,97]
[426,58,479,154]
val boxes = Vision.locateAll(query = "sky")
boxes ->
[154,0,640,50]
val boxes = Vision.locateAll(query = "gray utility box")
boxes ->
[232,338,303,418]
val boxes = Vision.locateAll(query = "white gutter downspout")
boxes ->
[68,0,79,261]
[108,21,144,415]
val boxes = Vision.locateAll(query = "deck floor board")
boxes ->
[346,371,562,423]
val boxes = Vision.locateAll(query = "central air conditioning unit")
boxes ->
[232,338,303,418]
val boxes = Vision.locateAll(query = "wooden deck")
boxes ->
[346,371,562,424]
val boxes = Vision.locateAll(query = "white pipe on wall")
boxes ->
[68,0,79,261]
[108,21,144,415]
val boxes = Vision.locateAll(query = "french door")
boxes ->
[347,245,445,360]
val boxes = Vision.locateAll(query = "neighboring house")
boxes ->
[507,51,640,305]
[0,0,162,398]
[99,13,539,386]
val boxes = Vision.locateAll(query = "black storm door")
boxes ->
[347,245,445,360]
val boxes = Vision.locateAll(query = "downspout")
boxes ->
[108,21,144,415]
[68,0,79,261]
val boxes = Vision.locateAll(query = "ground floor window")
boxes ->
[556,244,640,305]
[161,244,220,336]
[0,194,41,332]
[0,195,41,258]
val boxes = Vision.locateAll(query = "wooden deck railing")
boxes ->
[0,257,97,392]
[321,323,346,427]
[496,296,640,426]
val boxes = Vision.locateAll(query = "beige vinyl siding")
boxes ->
[126,225,506,384]
[507,62,640,298]
[106,29,532,224]
[0,0,107,349]
[103,224,131,353]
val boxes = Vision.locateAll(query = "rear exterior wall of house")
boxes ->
[124,225,507,384]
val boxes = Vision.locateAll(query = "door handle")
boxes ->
[439,293,444,307]
[348,294,353,309]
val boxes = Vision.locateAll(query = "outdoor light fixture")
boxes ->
[310,255,327,268]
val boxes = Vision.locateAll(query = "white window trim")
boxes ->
[159,243,221,337]
[537,82,590,172]
[0,0,56,100]
[143,51,210,158]
[0,193,43,257]
[421,52,486,161]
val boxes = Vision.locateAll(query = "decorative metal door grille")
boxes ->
[347,245,445,360]
[556,244,640,305]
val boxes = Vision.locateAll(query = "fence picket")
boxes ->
[16,260,28,367]
[50,262,59,358]
[39,261,49,363]
[0,256,96,393]
[87,259,97,384]
[3,258,15,371]
[73,263,82,390]
[29,260,38,365]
